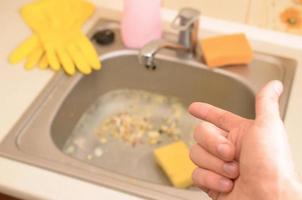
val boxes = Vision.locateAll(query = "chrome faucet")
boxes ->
[139,8,200,69]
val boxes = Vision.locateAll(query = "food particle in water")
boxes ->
[87,155,93,160]
[94,147,104,157]
[65,145,75,154]
[100,138,107,144]
[73,137,86,149]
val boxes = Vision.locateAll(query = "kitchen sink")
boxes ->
[0,19,296,200]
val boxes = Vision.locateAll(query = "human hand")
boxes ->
[189,80,302,200]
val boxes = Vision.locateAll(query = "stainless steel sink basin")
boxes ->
[0,19,296,200]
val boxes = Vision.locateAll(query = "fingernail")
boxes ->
[217,144,231,158]
[223,162,237,176]
[273,81,283,95]
[219,178,232,191]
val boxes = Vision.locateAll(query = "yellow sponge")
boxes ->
[154,141,196,188]
[201,33,253,68]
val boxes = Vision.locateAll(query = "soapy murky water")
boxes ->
[63,89,198,186]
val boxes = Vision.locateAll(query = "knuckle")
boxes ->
[189,144,198,161]
[192,168,205,186]
[217,111,229,128]
[192,167,199,177]
[189,144,203,166]
[193,127,199,142]
[256,92,276,103]
[201,124,216,150]
[192,168,199,183]
[256,92,264,101]
[193,122,204,141]
[202,173,210,188]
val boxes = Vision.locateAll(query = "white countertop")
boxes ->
[0,0,301,199]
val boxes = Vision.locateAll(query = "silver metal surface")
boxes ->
[139,8,200,68]
[172,8,200,53]
[0,18,297,200]
[138,39,188,68]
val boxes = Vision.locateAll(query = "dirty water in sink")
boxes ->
[62,89,198,186]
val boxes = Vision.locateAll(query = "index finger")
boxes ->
[188,102,245,131]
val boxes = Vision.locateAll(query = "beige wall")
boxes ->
[164,0,302,35]
[95,0,302,35]
[163,0,250,23]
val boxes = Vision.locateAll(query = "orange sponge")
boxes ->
[201,33,253,68]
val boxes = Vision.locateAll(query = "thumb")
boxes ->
[256,80,283,119]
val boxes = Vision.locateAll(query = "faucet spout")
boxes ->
[138,8,200,69]
[139,39,188,68]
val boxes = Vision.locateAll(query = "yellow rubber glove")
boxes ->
[9,35,46,70]
[9,0,101,75]
[8,0,86,71]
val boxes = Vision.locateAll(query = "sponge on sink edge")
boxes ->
[154,141,196,188]
[200,33,253,68]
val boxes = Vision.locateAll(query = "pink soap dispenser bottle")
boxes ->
[121,0,162,48]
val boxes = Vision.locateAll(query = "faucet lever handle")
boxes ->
[171,8,200,31]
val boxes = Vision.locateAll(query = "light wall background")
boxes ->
[96,0,302,35]
[165,0,301,33]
